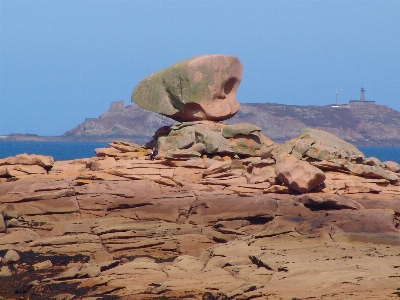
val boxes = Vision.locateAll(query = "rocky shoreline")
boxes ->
[1,127,400,299]
[2,54,400,299]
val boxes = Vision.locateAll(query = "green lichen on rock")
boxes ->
[131,57,215,115]
[299,128,364,158]
[222,123,261,138]
[194,130,233,154]
[131,54,242,122]
[161,59,208,109]
[228,134,261,156]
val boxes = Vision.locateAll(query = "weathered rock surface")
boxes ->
[146,120,275,158]
[1,130,400,299]
[131,54,242,122]
[0,153,54,168]
[275,153,326,193]
[273,128,364,161]
[384,160,400,173]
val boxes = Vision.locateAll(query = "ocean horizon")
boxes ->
[0,140,399,164]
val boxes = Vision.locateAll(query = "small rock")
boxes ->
[222,123,261,138]
[384,161,400,173]
[187,142,207,154]
[51,294,75,300]
[79,261,101,278]
[33,260,53,271]
[365,156,382,167]
[275,154,326,193]
[56,266,81,280]
[120,257,129,264]
[0,214,5,233]
[263,185,290,194]
[196,129,234,155]
[0,265,13,277]
[173,255,205,271]
[98,260,120,272]
[228,133,262,156]
[27,280,41,287]
[3,249,20,264]
[164,148,202,159]
[94,147,122,157]
[203,160,232,177]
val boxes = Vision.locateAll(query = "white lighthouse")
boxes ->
[349,87,375,105]
[360,87,365,102]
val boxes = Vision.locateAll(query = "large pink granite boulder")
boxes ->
[275,154,326,193]
[131,55,242,121]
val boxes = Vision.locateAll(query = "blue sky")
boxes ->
[1,0,399,136]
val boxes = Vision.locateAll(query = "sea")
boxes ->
[0,140,399,164]
[0,141,108,161]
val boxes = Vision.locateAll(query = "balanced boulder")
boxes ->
[131,54,242,121]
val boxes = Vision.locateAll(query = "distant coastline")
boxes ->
[3,133,400,148]
[0,133,150,145]
[3,99,400,147]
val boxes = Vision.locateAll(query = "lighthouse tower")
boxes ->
[349,87,375,105]
[360,87,365,103]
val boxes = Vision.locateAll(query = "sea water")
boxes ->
[0,141,399,164]
[358,146,400,164]
[0,141,108,161]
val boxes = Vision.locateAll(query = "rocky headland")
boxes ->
[7,97,400,146]
[61,93,400,146]
[1,55,400,300]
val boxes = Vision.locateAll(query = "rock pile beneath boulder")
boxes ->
[146,120,275,158]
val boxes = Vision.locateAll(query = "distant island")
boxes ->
[3,99,400,146]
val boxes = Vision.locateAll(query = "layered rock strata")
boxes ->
[1,130,400,299]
